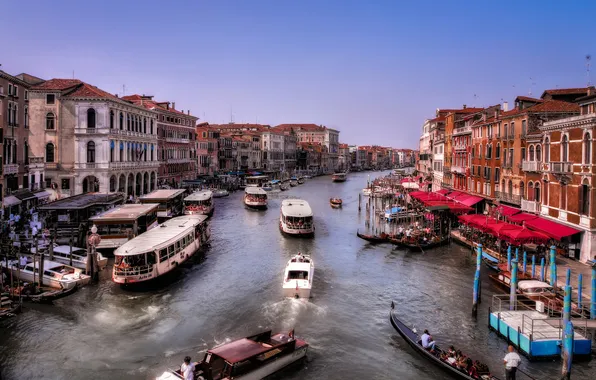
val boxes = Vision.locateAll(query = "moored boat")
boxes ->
[184,190,214,216]
[212,189,230,198]
[384,206,402,221]
[1,258,90,290]
[290,177,298,186]
[332,172,347,182]
[400,235,450,252]
[279,199,314,237]
[31,245,108,272]
[0,294,21,320]
[283,254,314,298]
[269,180,281,191]
[389,302,498,380]
[280,179,290,191]
[156,330,308,380]
[297,176,305,185]
[244,187,268,209]
[330,198,343,208]
[362,188,372,196]
[112,215,210,285]
[356,230,387,244]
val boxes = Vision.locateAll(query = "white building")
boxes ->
[29,79,159,198]
[417,119,432,176]
[261,131,284,172]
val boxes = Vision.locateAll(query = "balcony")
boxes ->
[3,163,18,175]
[549,162,573,174]
[522,160,541,172]
[168,158,192,164]
[109,161,160,170]
[496,191,521,205]
[451,165,465,174]
[75,162,109,170]
[45,163,58,170]
[521,199,540,213]
[165,137,190,144]
[453,126,471,136]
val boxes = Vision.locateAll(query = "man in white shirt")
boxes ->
[181,356,197,380]
[420,329,436,352]
[503,345,521,380]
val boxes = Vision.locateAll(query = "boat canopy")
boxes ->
[245,187,267,195]
[90,203,159,222]
[209,338,275,364]
[140,189,186,201]
[281,199,313,217]
[114,215,207,256]
[518,280,553,291]
[184,190,213,202]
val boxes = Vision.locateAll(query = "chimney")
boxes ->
[503,101,509,112]
[463,104,467,109]
[114,93,119,98]
[494,108,500,119]
[172,102,176,110]
[187,110,190,115]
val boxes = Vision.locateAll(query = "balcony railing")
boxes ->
[451,165,465,174]
[45,163,58,170]
[75,162,109,170]
[165,137,190,144]
[109,161,160,170]
[496,191,521,205]
[549,162,573,174]
[168,158,192,164]
[521,199,540,213]
[522,160,541,172]
[3,163,18,175]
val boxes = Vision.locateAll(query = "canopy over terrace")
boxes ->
[409,191,473,213]
[459,214,550,244]
[524,217,581,241]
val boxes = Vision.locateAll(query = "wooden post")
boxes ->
[37,235,44,288]
[561,320,574,380]
[69,234,74,267]
[510,259,518,311]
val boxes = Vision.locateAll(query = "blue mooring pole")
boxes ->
[522,251,527,275]
[578,274,583,310]
[591,268,596,320]
[563,285,572,326]
[540,257,546,282]
[472,244,482,318]
[507,246,512,272]
[515,247,519,263]
[510,259,518,311]
[550,245,557,288]
[561,320,574,380]
[566,268,571,287]
[531,255,536,279]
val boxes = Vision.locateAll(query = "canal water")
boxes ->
[1,171,594,379]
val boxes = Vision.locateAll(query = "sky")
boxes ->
[3,0,596,148]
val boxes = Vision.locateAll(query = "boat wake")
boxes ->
[93,304,162,330]
[262,298,327,330]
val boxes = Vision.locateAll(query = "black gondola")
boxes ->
[400,235,450,252]
[389,302,500,380]
[356,230,387,244]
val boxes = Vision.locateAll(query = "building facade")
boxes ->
[196,124,219,176]
[273,124,340,172]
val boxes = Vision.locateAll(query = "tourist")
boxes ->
[181,356,198,380]
[420,329,436,352]
[503,345,521,380]
[447,352,457,365]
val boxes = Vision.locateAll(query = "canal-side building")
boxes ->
[230,132,261,171]
[261,129,285,173]
[273,124,340,172]
[418,119,432,177]
[338,143,350,171]
[443,107,483,188]
[123,95,198,187]
[28,79,159,198]
[196,123,219,176]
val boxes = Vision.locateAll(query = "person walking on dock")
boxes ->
[503,345,521,380]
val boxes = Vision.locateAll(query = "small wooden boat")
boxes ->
[356,230,387,244]
[7,284,78,304]
[390,302,499,380]
[330,198,343,208]
[400,235,450,252]
[297,176,305,184]
[0,293,21,320]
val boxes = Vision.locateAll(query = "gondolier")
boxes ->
[503,345,521,380]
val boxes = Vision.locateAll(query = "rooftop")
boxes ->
[140,189,187,201]
[90,203,159,222]
[122,94,196,117]
[38,193,124,210]
[184,190,213,201]
[245,187,267,195]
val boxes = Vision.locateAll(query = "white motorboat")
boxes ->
[283,254,314,298]
[290,177,299,186]
[184,190,214,216]
[1,258,91,290]
[244,187,268,209]
[280,180,290,191]
[279,199,314,237]
[32,245,108,271]
[212,189,229,198]
[362,188,372,196]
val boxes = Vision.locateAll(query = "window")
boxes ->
[521,120,527,136]
[8,84,13,96]
[561,135,568,162]
[521,147,526,162]
[496,143,500,158]
[494,168,500,182]
[14,85,18,97]
[87,108,96,129]
[509,149,513,167]
[46,143,55,162]
[110,110,114,129]
[23,175,28,189]
[529,146,535,161]
[504,124,508,138]
[46,94,55,104]
[580,180,590,215]
[143,118,147,133]
[584,133,591,164]
[150,119,154,134]
[536,145,542,162]
[24,106,29,128]
[24,90,28,100]
[61,178,70,190]
[119,112,124,130]
[510,122,515,137]
[487,144,492,159]
[544,138,550,162]
[560,184,567,209]
[87,141,96,163]
[110,142,114,162]
[45,112,55,130]
[127,115,131,130]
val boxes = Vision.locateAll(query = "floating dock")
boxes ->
[488,295,593,360]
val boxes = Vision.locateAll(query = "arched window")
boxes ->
[87,108,96,129]
[536,145,542,162]
[543,177,549,205]
[584,133,591,164]
[520,181,525,200]
[508,180,513,196]
[529,145,535,161]
[119,112,124,130]
[487,144,492,159]
[110,175,117,192]
[87,141,96,163]
[561,135,569,162]
[46,143,55,163]
[528,182,534,201]
[580,179,590,215]
[496,143,501,158]
[46,112,55,130]
[544,138,550,162]
[110,110,114,129]
[534,183,540,204]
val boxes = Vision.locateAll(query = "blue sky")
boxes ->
[3,0,596,148]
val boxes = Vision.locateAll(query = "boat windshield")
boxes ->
[185,198,212,207]
[114,252,156,276]
[287,270,309,280]
[245,194,266,201]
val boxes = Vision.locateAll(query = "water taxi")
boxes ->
[89,203,159,251]
[112,215,210,284]
[279,199,314,237]
[280,179,290,191]
[290,177,298,186]
[156,330,308,380]
[212,189,230,198]
[139,189,187,223]
[283,254,314,298]
[184,190,214,217]
[297,176,305,184]
[332,172,347,182]
[32,245,108,271]
[244,187,268,209]
[1,258,91,290]
[245,175,269,188]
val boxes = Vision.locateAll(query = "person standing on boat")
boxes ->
[181,356,198,380]
[503,345,521,380]
[420,329,436,352]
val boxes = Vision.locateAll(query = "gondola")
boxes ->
[400,235,450,252]
[389,302,500,380]
[356,230,387,244]
[330,198,343,208]
[9,284,78,304]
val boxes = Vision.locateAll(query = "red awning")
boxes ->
[525,217,582,241]
[447,191,463,199]
[436,189,449,195]
[459,195,484,207]
[453,193,470,201]
[484,221,518,235]
[507,213,539,224]
[500,227,551,244]
[498,205,521,216]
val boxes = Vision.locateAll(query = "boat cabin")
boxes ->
[183,190,213,215]
[280,200,314,230]
[89,203,159,250]
[139,189,187,222]
[245,175,269,187]
[517,280,556,296]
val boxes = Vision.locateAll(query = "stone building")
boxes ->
[196,123,219,176]
[273,124,340,172]
[28,79,159,198]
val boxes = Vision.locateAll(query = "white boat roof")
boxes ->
[53,245,86,254]
[185,190,213,202]
[140,189,186,201]
[90,203,159,221]
[23,259,71,270]
[281,199,313,217]
[246,175,269,179]
[286,262,312,271]
[245,187,267,195]
[115,215,208,256]
[518,280,553,290]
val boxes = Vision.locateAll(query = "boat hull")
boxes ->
[1,266,87,290]
[356,231,386,244]
[184,206,214,217]
[282,285,312,299]
[279,222,314,237]
[245,200,268,209]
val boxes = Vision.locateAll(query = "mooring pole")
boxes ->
[540,257,546,282]
[561,320,574,380]
[550,245,557,289]
[515,247,519,263]
[563,285,572,327]
[591,267,596,320]
[531,255,536,279]
[472,243,481,319]
[510,259,518,311]
[507,245,512,272]
[522,251,527,275]
[565,268,571,287]
[577,274,583,310]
